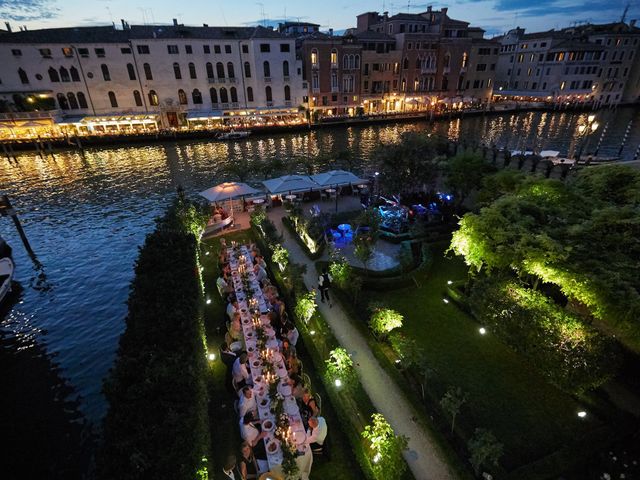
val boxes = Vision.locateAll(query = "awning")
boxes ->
[199,182,261,202]
[262,175,318,194]
[57,115,86,125]
[187,111,224,120]
[310,170,368,187]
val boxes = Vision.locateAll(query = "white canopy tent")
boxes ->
[199,182,261,203]
[262,175,318,194]
[310,169,368,187]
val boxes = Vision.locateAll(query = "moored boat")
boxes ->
[217,130,251,140]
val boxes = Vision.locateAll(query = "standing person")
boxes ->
[318,267,332,307]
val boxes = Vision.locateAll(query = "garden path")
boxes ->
[269,212,459,480]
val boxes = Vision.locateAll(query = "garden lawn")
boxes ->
[201,231,361,480]
[360,242,603,472]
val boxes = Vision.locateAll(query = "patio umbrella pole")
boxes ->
[335,183,338,213]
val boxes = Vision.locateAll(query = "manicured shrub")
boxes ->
[361,413,409,480]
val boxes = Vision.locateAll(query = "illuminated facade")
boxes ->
[493,22,640,106]
[0,21,304,134]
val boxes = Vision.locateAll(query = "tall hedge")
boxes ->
[98,197,210,480]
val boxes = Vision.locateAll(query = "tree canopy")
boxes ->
[374,132,448,195]
[449,165,640,352]
[444,151,496,208]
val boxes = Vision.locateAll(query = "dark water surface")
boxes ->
[1,107,639,434]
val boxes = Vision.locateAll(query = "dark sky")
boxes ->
[1,0,637,38]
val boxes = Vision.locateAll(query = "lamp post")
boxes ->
[575,115,599,161]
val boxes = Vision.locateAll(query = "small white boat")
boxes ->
[0,257,14,304]
[217,130,250,140]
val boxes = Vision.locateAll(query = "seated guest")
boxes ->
[239,412,267,460]
[232,353,251,390]
[238,442,259,480]
[282,321,299,346]
[227,300,239,320]
[289,374,305,400]
[222,455,239,480]
[280,338,294,361]
[286,349,302,377]
[228,313,243,343]
[253,263,268,284]
[220,238,227,249]
[255,255,267,270]
[220,342,238,368]
[306,416,328,451]
[238,386,258,419]
[217,276,233,295]
[300,388,320,422]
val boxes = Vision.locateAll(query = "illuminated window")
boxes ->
[311,49,318,67]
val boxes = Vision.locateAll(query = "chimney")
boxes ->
[4,22,11,33]
[441,7,448,15]
[172,18,178,26]
[329,28,333,36]
[23,25,27,31]
[121,19,126,30]
[427,6,432,12]
[203,23,209,27]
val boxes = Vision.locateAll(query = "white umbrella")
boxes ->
[199,182,261,202]
[262,174,318,194]
[310,169,368,187]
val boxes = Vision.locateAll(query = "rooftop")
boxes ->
[0,24,289,44]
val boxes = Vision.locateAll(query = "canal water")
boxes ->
[1,107,639,473]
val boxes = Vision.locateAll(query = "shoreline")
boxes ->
[0,103,599,153]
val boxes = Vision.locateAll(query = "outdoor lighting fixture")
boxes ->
[206,298,212,305]
[443,298,449,304]
[578,125,586,134]
[207,353,216,361]
[591,122,599,132]
[447,280,453,285]
[577,411,587,418]
[374,171,379,176]
[335,379,342,387]
[373,453,381,464]
[205,251,210,255]
[310,330,316,335]
[479,327,487,335]
[588,114,596,123]
[395,359,401,364]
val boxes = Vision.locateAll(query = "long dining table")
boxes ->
[227,244,308,471]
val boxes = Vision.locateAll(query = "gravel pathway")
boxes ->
[270,213,459,480]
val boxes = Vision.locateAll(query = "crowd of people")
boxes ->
[217,239,328,480]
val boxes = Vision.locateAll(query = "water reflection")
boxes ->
[1,107,640,430]
[1,286,93,480]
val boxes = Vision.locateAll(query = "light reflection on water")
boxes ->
[1,107,640,426]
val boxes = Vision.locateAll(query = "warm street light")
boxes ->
[576,114,599,160]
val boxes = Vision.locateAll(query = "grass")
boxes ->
[357,242,613,474]
[200,231,362,480]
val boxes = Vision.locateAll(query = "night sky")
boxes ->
[1,0,638,38]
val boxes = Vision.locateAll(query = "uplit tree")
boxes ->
[361,413,409,480]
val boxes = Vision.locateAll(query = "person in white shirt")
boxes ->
[217,276,232,295]
[221,455,238,479]
[238,386,258,419]
[232,353,251,389]
[306,416,328,450]
[287,325,300,346]
[239,412,268,461]
[253,263,268,284]
[318,268,332,307]
[226,300,238,320]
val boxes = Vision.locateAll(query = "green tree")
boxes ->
[325,347,357,387]
[361,413,409,480]
[374,131,447,195]
[444,151,495,209]
[354,236,374,272]
[468,428,504,475]
[294,290,317,324]
[476,169,527,207]
[440,386,467,434]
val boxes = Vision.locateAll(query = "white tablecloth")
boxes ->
[227,246,307,469]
